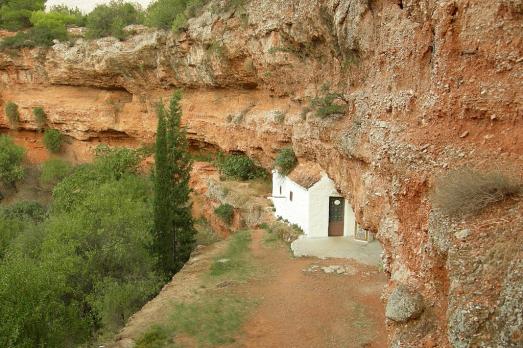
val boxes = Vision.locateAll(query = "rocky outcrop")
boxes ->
[1,0,522,346]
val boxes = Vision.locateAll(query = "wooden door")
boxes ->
[328,197,345,237]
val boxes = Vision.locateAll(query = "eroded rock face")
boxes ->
[1,0,522,346]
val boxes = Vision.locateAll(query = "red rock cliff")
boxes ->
[1,0,522,346]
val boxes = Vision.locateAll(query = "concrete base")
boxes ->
[291,236,383,267]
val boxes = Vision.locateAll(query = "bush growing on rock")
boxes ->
[5,101,20,129]
[215,203,234,225]
[32,106,46,130]
[274,147,297,175]
[43,129,63,153]
[431,167,522,218]
[216,153,266,181]
[309,86,347,119]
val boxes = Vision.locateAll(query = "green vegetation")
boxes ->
[4,101,20,129]
[0,0,46,31]
[40,158,71,185]
[309,86,347,119]
[274,147,297,175]
[171,296,252,345]
[43,128,63,153]
[86,0,144,40]
[214,203,234,225]
[32,106,46,130]
[135,325,173,348]
[0,145,164,347]
[0,135,25,187]
[153,91,196,278]
[431,167,522,218]
[216,153,267,181]
[0,4,86,49]
[209,230,252,278]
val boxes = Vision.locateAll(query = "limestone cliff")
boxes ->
[1,0,522,346]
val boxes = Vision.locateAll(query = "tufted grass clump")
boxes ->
[5,102,20,129]
[274,147,297,175]
[431,167,522,218]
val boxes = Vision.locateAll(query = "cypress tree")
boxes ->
[152,102,176,277]
[166,91,196,270]
[152,91,196,277]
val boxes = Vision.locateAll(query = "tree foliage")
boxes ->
[0,0,46,31]
[152,91,196,278]
[0,147,161,347]
[32,106,46,130]
[85,0,144,40]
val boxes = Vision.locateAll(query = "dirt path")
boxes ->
[232,229,388,348]
[111,229,387,348]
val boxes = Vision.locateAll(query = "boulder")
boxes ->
[386,285,425,322]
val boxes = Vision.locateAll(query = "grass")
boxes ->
[431,167,522,218]
[171,296,253,346]
[135,325,174,348]
[135,230,256,347]
[209,230,253,279]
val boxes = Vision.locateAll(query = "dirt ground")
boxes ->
[231,229,388,348]
[113,229,387,348]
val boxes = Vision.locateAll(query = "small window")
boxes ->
[279,186,282,195]
[289,191,293,201]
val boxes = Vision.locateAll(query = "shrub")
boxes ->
[0,26,66,49]
[86,1,144,40]
[274,147,297,175]
[216,154,266,181]
[5,101,20,129]
[431,167,522,217]
[0,135,25,186]
[40,158,72,185]
[136,325,172,348]
[215,203,234,225]
[32,106,46,130]
[309,86,347,119]
[43,129,63,153]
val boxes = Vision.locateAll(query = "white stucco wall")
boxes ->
[272,171,358,238]
[271,171,310,234]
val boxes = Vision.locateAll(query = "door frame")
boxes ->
[328,196,345,237]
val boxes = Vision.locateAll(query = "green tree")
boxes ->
[0,0,46,31]
[166,91,195,270]
[0,135,25,188]
[274,147,297,175]
[152,91,195,277]
[43,128,63,153]
[86,0,144,40]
